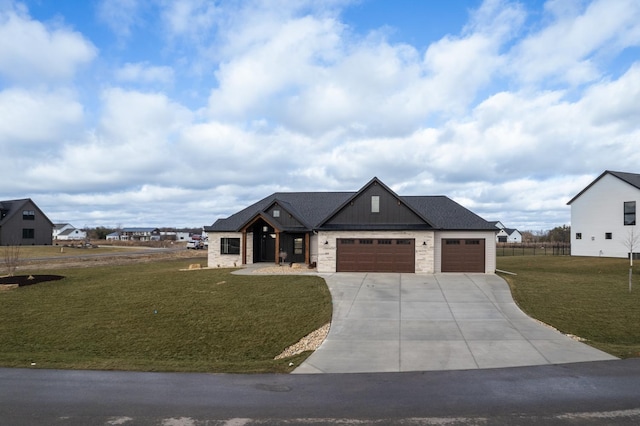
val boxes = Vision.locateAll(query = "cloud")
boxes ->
[509,0,640,86]
[97,0,141,39]
[0,1,97,84]
[0,88,84,147]
[115,62,174,85]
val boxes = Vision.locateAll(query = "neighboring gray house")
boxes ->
[53,223,87,241]
[205,177,498,274]
[0,198,54,246]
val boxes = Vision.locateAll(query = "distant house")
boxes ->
[53,223,87,241]
[205,177,497,273]
[120,227,161,241]
[106,231,121,241]
[490,221,522,243]
[0,198,54,246]
[568,170,640,258]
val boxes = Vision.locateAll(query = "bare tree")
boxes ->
[622,228,640,293]
[3,244,21,277]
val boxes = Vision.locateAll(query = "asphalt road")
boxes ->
[2,359,640,425]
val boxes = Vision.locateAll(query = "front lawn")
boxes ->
[0,259,332,373]
[497,256,640,358]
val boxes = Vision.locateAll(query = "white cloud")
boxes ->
[115,62,174,85]
[97,0,141,39]
[160,0,218,40]
[0,2,96,84]
[0,88,84,146]
[510,0,640,86]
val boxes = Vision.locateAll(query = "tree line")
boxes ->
[519,225,571,244]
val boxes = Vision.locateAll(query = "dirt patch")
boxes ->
[0,275,65,287]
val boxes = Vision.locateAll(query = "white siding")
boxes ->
[571,174,640,258]
[434,231,497,274]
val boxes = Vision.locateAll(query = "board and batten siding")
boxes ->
[571,173,640,258]
[316,230,435,273]
[434,231,497,274]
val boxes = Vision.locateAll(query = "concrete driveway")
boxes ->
[294,273,617,374]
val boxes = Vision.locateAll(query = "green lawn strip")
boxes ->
[497,256,640,358]
[0,260,332,373]
[6,245,139,259]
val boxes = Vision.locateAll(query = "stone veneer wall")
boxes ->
[207,232,243,268]
[315,230,436,274]
[434,231,497,273]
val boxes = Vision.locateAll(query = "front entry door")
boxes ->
[260,229,276,262]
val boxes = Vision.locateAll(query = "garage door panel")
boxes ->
[441,239,485,273]
[337,238,415,273]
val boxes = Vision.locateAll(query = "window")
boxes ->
[294,238,303,255]
[22,228,35,239]
[576,233,582,240]
[359,239,373,244]
[396,239,412,245]
[371,196,380,213]
[605,233,612,240]
[340,239,355,244]
[220,238,240,254]
[466,240,481,245]
[624,201,636,225]
[22,210,35,220]
[273,209,280,218]
[445,240,460,245]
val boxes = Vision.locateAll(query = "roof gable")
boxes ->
[0,198,53,226]
[567,170,640,205]
[319,177,433,230]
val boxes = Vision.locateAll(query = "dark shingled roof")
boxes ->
[402,196,496,231]
[567,170,640,205]
[206,186,495,232]
[206,192,353,232]
[0,199,31,225]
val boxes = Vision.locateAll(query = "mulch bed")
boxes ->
[0,275,65,287]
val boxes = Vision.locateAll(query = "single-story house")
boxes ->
[490,221,522,243]
[106,231,121,240]
[53,223,87,241]
[0,198,54,246]
[568,170,640,258]
[205,177,497,273]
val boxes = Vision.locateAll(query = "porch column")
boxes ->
[275,231,280,265]
[305,233,310,265]
[242,231,247,265]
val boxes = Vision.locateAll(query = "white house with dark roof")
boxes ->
[568,170,640,258]
[53,223,87,241]
[490,221,522,243]
[205,177,498,274]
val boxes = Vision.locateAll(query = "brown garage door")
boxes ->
[337,239,415,273]
[441,239,485,272]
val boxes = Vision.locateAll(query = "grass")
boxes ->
[0,258,332,373]
[497,256,640,358]
[6,245,137,259]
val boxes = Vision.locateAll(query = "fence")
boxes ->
[496,243,571,256]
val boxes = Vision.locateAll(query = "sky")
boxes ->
[1,0,639,231]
